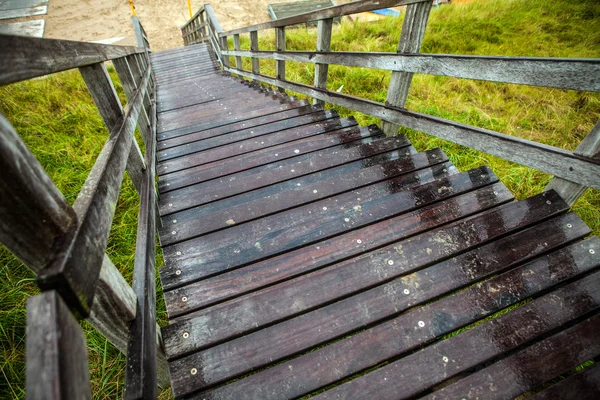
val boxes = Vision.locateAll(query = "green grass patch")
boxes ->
[1,0,600,397]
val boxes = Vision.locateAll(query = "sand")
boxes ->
[17,0,382,51]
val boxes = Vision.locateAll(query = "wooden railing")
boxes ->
[183,0,600,206]
[0,16,165,399]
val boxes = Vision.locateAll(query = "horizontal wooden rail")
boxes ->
[222,50,600,92]
[219,0,426,36]
[0,35,144,85]
[224,65,600,190]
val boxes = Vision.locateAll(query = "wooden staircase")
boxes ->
[152,44,600,399]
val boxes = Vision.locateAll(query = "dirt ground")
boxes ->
[6,0,383,51]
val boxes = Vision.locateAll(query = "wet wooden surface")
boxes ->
[151,45,600,399]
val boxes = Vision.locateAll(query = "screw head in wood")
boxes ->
[403,289,410,295]
[418,321,425,327]
[546,200,552,205]
[183,332,189,339]
[567,223,573,228]
[190,368,197,375]
[175,270,181,275]
[357,239,362,244]
[388,260,394,265]
[176,251,182,256]
[442,356,448,362]
[182,296,188,302]
[591,249,596,254]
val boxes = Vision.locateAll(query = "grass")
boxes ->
[1,0,599,398]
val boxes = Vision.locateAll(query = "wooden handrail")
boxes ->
[219,0,427,36]
[0,35,144,85]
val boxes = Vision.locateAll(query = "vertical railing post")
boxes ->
[200,11,207,41]
[233,34,243,70]
[545,120,600,205]
[250,30,260,78]
[132,16,145,48]
[313,18,333,105]
[276,27,286,92]
[220,35,230,68]
[381,1,432,136]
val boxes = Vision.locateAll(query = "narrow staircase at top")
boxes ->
[152,44,600,399]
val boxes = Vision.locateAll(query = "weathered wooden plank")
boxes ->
[36,67,151,318]
[546,120,600,205]
[528,363,600,400]
[160,165,492,291]
[220,0,427,36]
[0,5,46,20]
[158,104,324,149]
[223,66,600,190]
[158,116,355,175]
[26,290,91,400]
[164,182,510,313]
[158,124,378,192]
[163,191,572,363]
[313,18,332,105]
[160,148,447,244]
[221,50,600,92]
[124,100,158,399]
[199,236,600,400]
[317,269,600,400]
[158,109,339,161]
[0,20,45,38]
[157,99,310,141]
[159,136,409,213]
[0,35,142,85]
[424,313,600,400]
[382,0,431,135]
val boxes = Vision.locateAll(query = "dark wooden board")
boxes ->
[157,102,317,145]
[423,313,600,400]
[316,270,600,400]
[160,165,493,292]
[158,104,324,149]
[163,182,511,314]
[159,148,447,244]
[158,117,357,175]
[158,109,338,161]
[528,363,600,400]
[158,125,378,192]
[196,236,600,400]
[162,193,575,362]
[159,136,411,213]
[158,100,310,137]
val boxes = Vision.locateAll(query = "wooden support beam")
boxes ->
[233,34,243,70]
[250,31,260,78]
[545,120,600,206]
[381,0,432,136]
[26,290,91,400]
[276,27,286,92]
[313,18,332,105]
[220,36,230,68]
[79,62,145,195]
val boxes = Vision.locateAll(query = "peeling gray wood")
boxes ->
[250,31,260,77]
[0,35,143,86]
[382,0,431,136]
[0,20,45,38]
[224,66,600,190]
[313,18,332,105]
[220,50,600,93]
[221,0,427,36]
[0,5,46,20]
[220,36,230,68]
[276,27,286,92]
[545,120,600,205]
[26,290,91,400]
